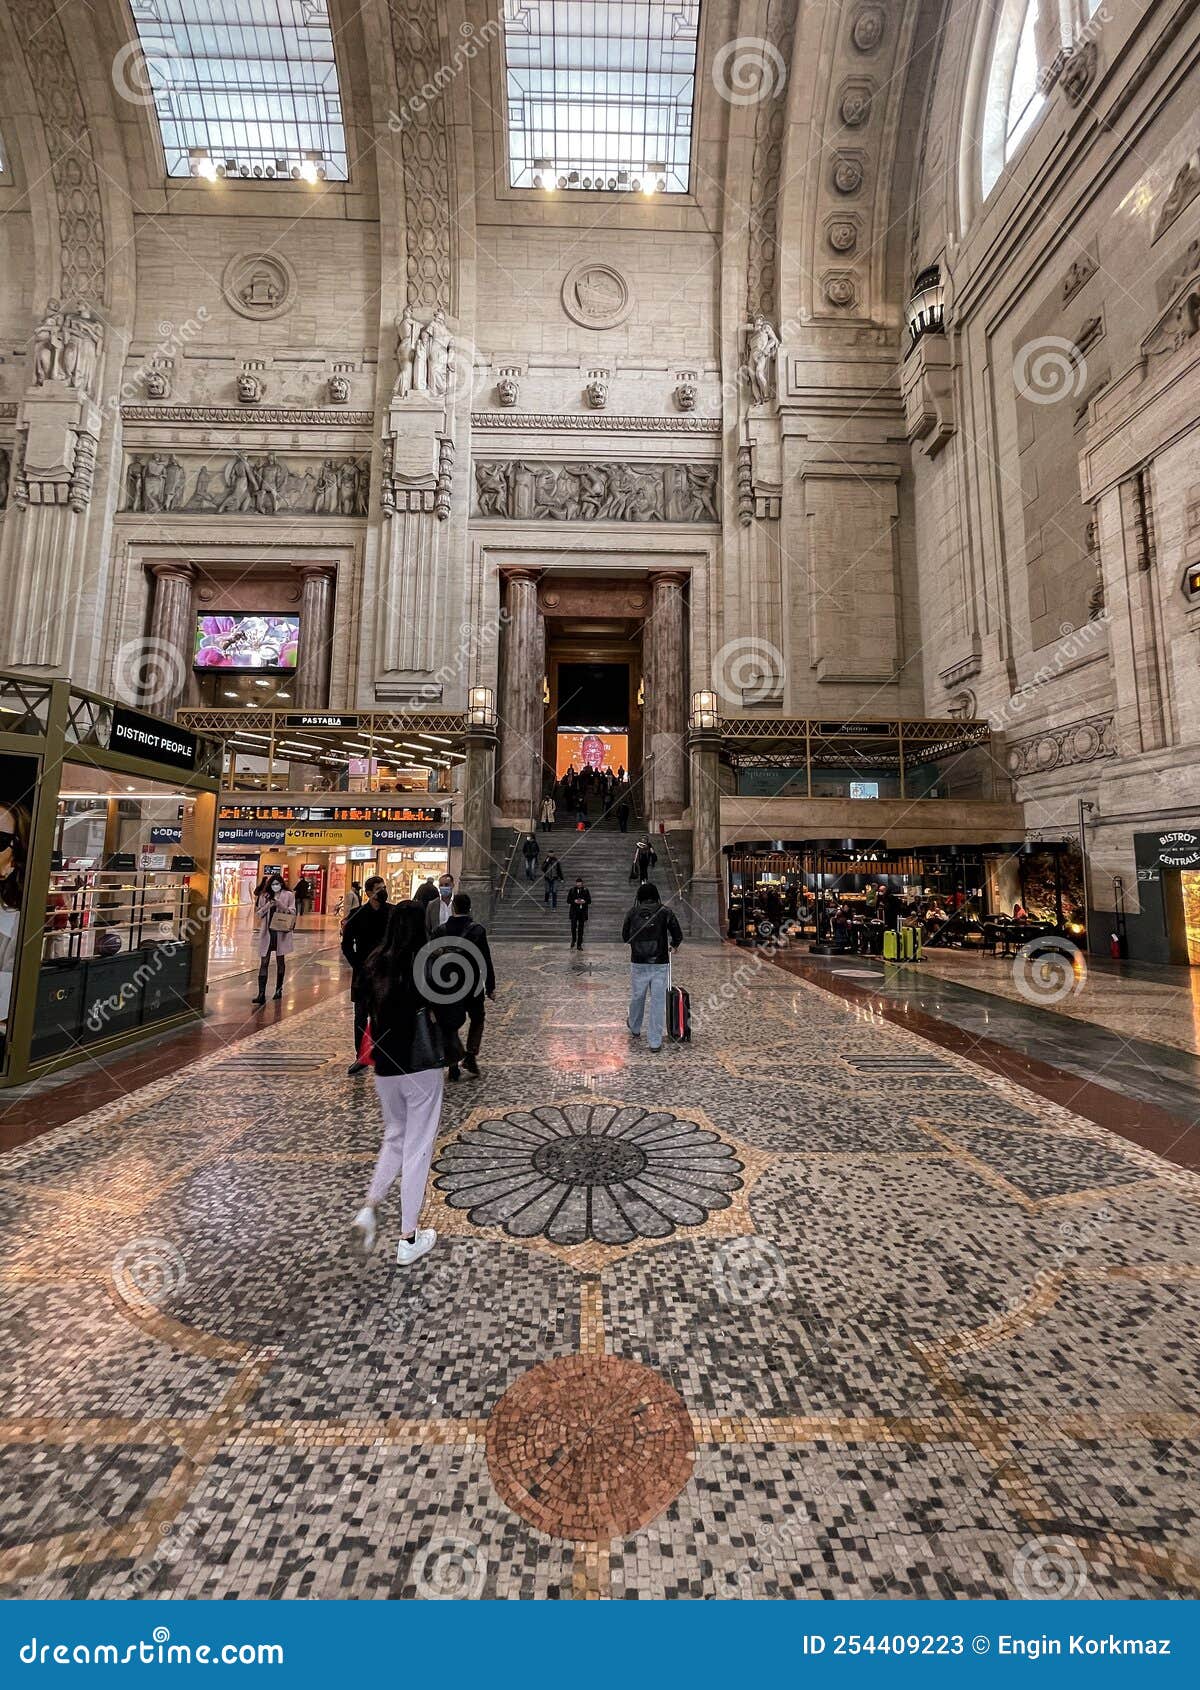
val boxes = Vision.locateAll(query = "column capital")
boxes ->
[502,566,543,586]
[290,561,337,583]
[148,560,197,584]
[648,568,689,590]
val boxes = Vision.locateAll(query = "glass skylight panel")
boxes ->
[1004,1,1043,158]
[504,1,700,193]
[129,0,348,181]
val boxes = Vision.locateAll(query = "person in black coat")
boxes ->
[522,833,540,881]
[439,893,496,1081]
[341,875,389,1075]
[566,877,591,950]
[350,901,449,1267]
[630,839,657,883]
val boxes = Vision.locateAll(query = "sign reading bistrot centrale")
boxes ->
[1156,831,1200,870]
[109,707,198,772]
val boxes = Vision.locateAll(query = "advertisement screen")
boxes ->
[0,754,40,1067]
[193,613,300,671]
[555,731,629,779]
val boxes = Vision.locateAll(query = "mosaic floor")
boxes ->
[2,942,1199,1600]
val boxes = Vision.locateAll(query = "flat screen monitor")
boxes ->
[556,731,629,779]
[193,613,300,671]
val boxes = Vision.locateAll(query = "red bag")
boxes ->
[357,1025,374,1066]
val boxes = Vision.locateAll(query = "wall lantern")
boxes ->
[905,264,945,347]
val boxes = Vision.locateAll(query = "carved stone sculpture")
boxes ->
[163,455,185,511]
[328,374,350,405]
[675,376,697,412]
[418,306,453,398]
[497,374,520,407]
[585,377,609,410]
[1154,157,1200,244]
[32,300,104,395]
[237,371,264,405]
[742,314,780,405]
[473,459,719,523]
[123,450,372,515]
[395,306,419,399]
[1061,39,1097,108]
[144,367,171,400]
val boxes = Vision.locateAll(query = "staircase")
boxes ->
[486,781,691,942]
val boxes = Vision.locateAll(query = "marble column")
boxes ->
[291,564,336,708]
[688,727,724,938]
[643,571,688,822]
[459,725,498,914]
[497,569,543,819]
[147,562,197,717]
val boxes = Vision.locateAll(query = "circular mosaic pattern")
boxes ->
[487,1354,695,1540]
[434,1104,743,1246]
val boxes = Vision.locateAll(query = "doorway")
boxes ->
[543,631,642,799]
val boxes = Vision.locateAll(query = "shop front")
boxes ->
[0,672,220,1087]
[1132,830,1200,965]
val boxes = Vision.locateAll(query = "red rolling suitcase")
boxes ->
[667,955,691,1043]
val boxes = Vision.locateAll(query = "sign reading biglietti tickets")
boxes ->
[109,706,197,771]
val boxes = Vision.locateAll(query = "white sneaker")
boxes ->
[350,1206,377,1254]
[395,1227,436,1267]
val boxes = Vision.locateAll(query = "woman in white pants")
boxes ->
[351,901,448,1266]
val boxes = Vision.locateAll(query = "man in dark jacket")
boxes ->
[630,838,657,883]
[439,892,495,1080]
[566,876,591,950]
[621,882,683,1051]
[341,875,389,1075]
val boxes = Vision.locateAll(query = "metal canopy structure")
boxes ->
[716,715,992,794]
[175,708,467,787]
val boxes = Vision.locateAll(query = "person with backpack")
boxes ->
[542,852,564,908]
[621,882,682,1052]
[350,901,449,1267]
[439,892,496,1082]
[522,833,540,881]
[341,875,389,1075]
[630,838,657,884]
[566,876,591,950]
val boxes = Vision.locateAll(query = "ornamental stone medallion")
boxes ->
[431,1099,764,1269]
[222,252,296,321]
[561,261,634,330]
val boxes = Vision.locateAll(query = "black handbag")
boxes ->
[408,1005,446,1073]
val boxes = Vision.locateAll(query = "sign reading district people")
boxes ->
[109,706,197,771]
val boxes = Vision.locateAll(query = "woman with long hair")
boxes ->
[351,900,447,1266]
[251,872,296,1005]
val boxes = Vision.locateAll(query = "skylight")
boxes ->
[503,1,700,194]
[129,0,348,181]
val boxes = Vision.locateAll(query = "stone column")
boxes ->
[147,562,197,717]
[497,569,543,819]
[459,725,498,914]
[291,564,336,708]
[688,726,724,938]
[643,571,688,822]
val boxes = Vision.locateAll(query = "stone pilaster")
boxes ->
[644,571,689,822]
[291,563,336,709]
[497,569,544,820]
[147,562,197,716]
[459,724,498,914]
[688,726,724,939]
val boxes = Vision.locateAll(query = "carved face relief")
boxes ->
[585,379,609,410]
[328,374,350,404]
[144,368,170,400]
[675,381,697,412]
[237,372,264,405]
[497,376,520,407]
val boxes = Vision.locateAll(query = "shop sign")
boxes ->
[150,826,183,845]
[109,706,197,771]
[283,714,360,730]
[219,825,287,847]
[348,846,377,862]
[284,826,374,849]
[1156,831,1200,870]
[815,721,892,738]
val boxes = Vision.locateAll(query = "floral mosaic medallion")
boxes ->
[434,1103,744,1247]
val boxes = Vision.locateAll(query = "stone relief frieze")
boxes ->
[222,253,296,321]
[560,263,634,331]
[745,0,799,323]
[123,452,370,516]
[1152,155,1200,245]
[1005,714,1118,778]
[473,460,718,523]
[120,406,376,428]
[1062,246,1098,306]
[1060,39,1098,107]
[469,412,721,434]
[32,302,104,396]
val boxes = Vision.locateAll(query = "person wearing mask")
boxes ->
[566,876,591,950]
[521,833,540,882]
[441,892,496,1082]
[251,873,296,1005]
[540,794,556,832]
[341,875,389,1076]
[542,851,564,908]
[621,883,682,1052]
[350,902,448,1266]
[617,795,631,834]
[425,872,455,936]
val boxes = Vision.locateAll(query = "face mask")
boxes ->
[440,885,452,900]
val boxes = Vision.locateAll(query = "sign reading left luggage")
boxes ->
[109,707,198,771]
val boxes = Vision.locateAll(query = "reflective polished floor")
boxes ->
[1,942,1198,1599]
